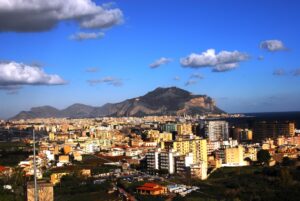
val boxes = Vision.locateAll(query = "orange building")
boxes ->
[136,183,167,195]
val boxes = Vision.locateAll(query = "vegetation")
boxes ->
[54,174,119,201]
[257,149,271,165]
[0,142,31,166]
[182,165,300,201]
[0,168,27,201]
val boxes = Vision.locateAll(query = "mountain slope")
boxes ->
[11,87,225,119]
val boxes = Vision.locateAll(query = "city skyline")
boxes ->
[1,0,300,118]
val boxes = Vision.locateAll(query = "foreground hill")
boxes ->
[11,87,225,119]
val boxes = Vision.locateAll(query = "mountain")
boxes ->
[11,87,225,119]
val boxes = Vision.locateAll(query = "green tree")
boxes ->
[257,149,271,166]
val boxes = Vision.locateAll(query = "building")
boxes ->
[162,123,177,133]
[205,121,229,141]
[146,149,160,170]
[190,161,207,180]
[159,150,177,174]
[136,183,167,195]
[146,149,196,176]
[177,123,192,135]
[27,181,53,201]
[207,141,221,155]
[174,154,193,175]
[224,146,245,166]
[232,128,253,142]
[162,136,207,164]
[253,121,295,142]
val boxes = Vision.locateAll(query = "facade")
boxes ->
[253,121,295,142]
[162,123,177,133]
[27,181,54,201]
[146,149,159,170]
[177,123,192,135]
[162,136,207,164]
[159,150,176,174]
[205,121,229,141]
[190,161,208,180]
[224,146,245,166]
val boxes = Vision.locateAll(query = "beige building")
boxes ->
[27,181,53,201]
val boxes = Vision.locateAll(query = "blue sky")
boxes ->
[0,0,300,118]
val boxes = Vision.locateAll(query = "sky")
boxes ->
[0,0,300,118]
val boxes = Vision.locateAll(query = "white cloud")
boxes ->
[0,0,123,32]
[260,40,286,52]
[70,32,104,41]
[0,62,66,88]
[212,63,239,72]
[180,49,248,72]
[87,76,122,87]
[149,57,172,68]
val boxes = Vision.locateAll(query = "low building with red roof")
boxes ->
[136,182,167,195]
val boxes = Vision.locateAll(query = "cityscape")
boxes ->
[1,1,300,201]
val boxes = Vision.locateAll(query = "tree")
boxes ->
[257,150,271,166]
[281,157,295,166]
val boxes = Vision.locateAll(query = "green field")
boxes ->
[182,166,300,201]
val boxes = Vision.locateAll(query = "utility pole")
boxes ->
[33,129,38,201]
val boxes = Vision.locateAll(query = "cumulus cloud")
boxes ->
[180,49,248,72]
[212,63,239,72]
[190,73,204,79]
[70,32,104,41]
[149,57,172,68]
[260,40,286,52]
[0,0,123,32]
[87,76,122,87]
[185,80,197,86]
[85,67,99,73]
[273,69,286,76]
[0,62,66,89]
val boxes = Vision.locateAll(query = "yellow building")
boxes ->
[49,132,55,141]
[177,123,192,135]
[158,132,173,142]
[225,146,244,166]
[147,130,160,140]
[50,172,68,185]
[58,155,70,163]
[161,136,207,164]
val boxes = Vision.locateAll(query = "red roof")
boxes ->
[137,187,163,191]
[0,166,7,172]
[136,182,164,191]
[143,183,159,188]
